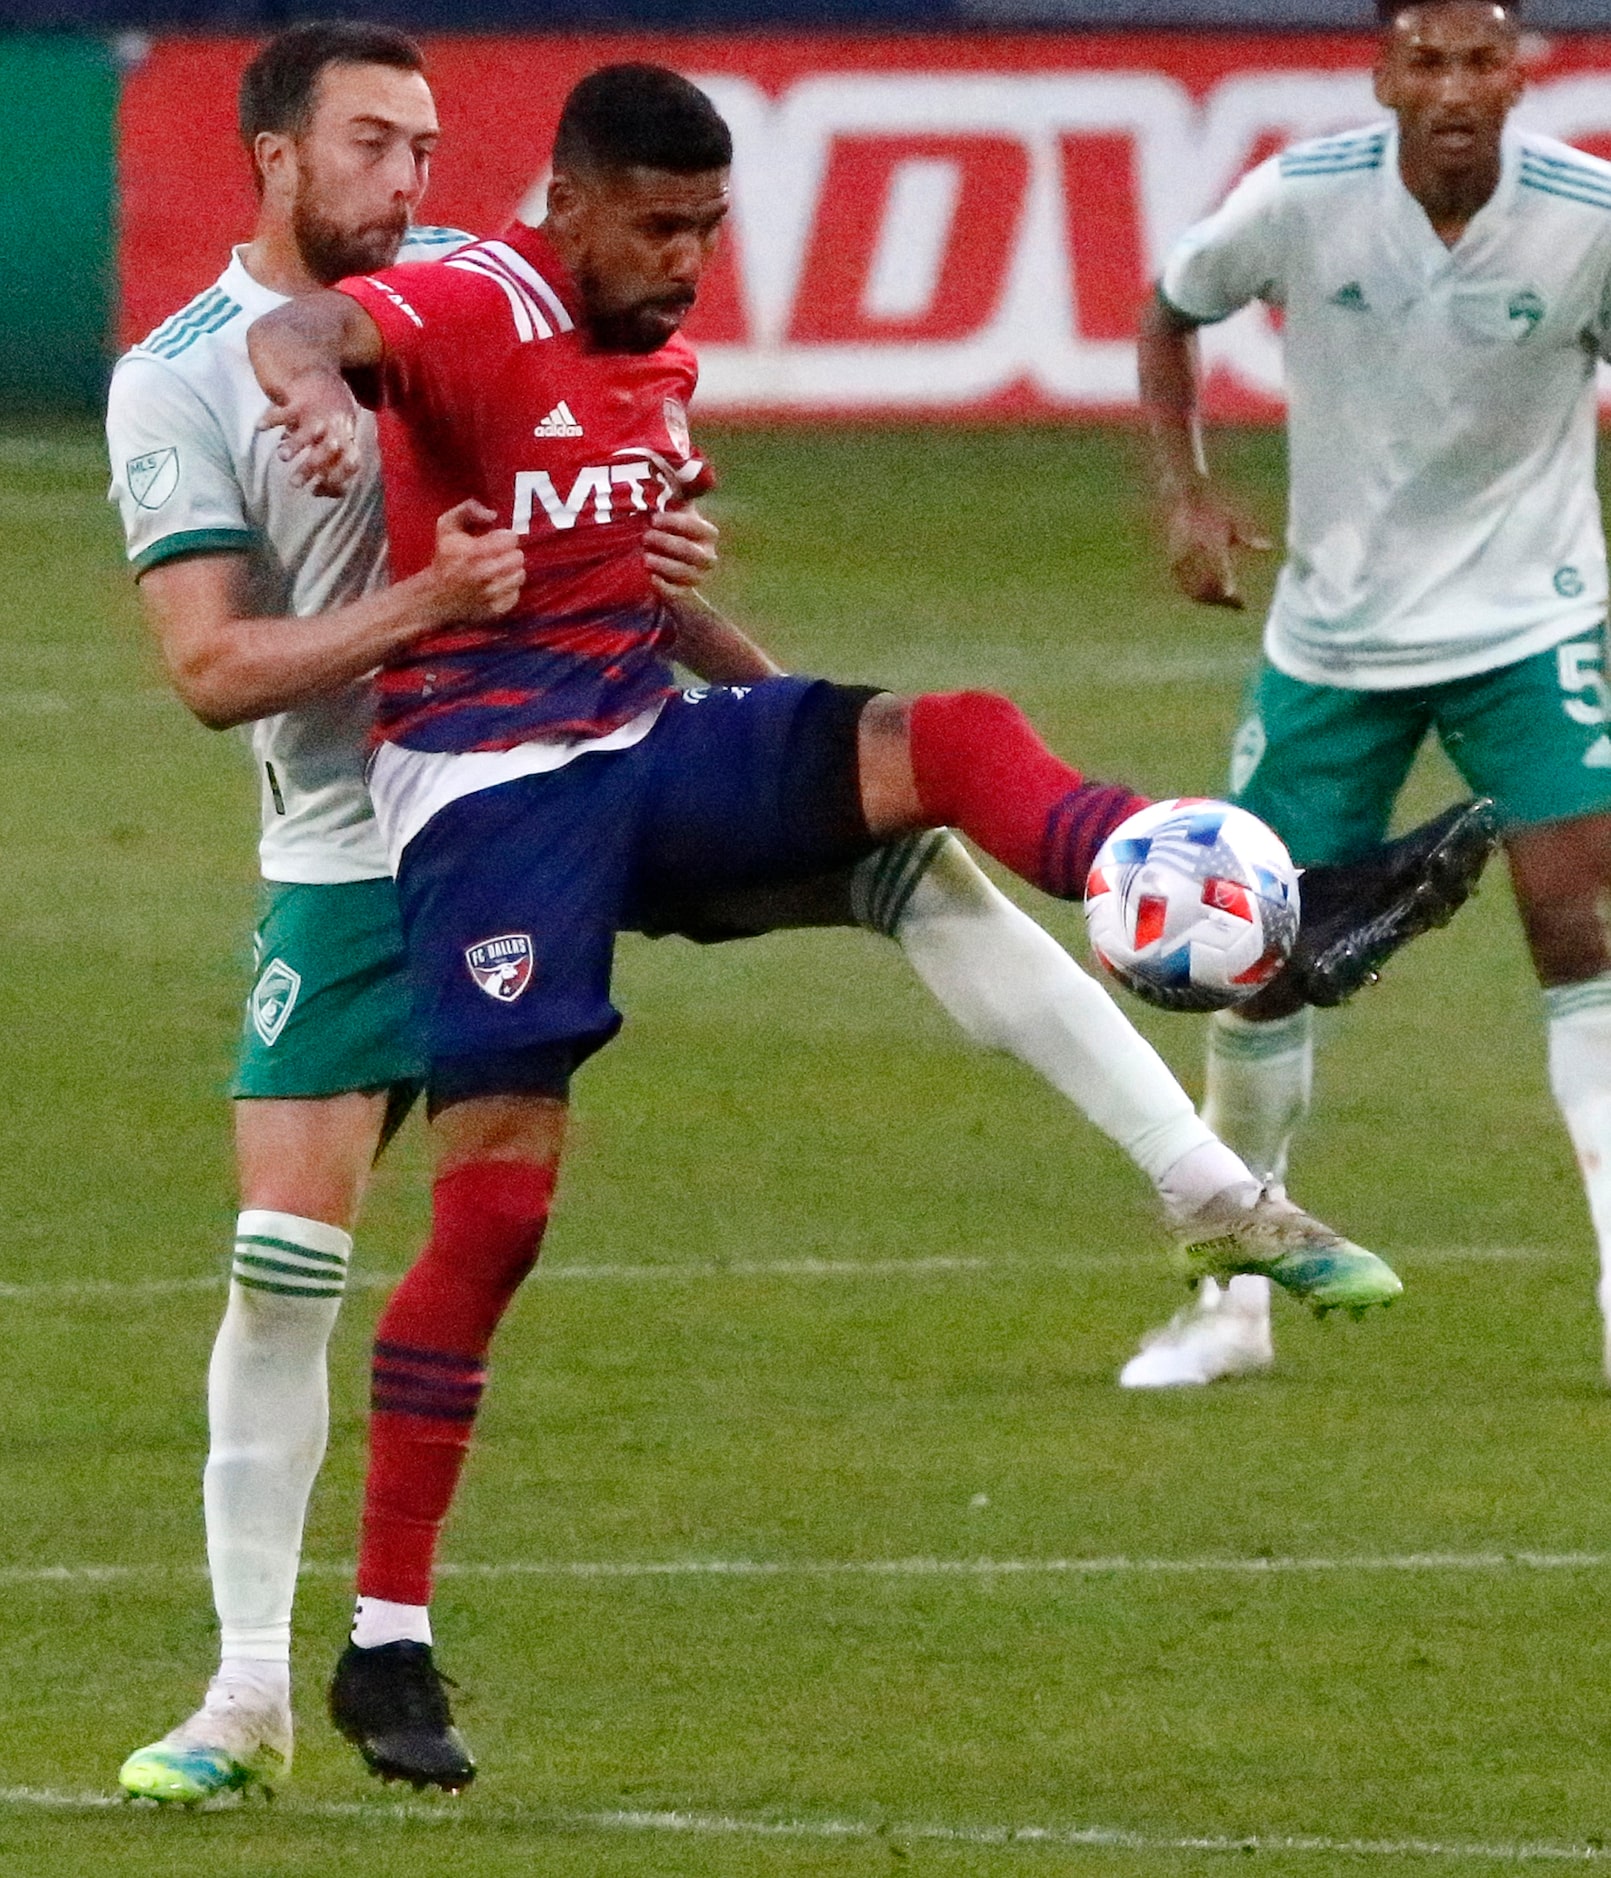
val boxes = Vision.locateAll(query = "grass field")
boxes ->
[1,419,1607,1877]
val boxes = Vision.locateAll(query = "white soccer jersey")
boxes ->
[1161,122,1611,691]
[105,228,470,883]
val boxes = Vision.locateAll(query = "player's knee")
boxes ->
[903,692,1033,829]
[911,689,1029,745]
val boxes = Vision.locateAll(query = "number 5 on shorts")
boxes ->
[1557,638,1611,726]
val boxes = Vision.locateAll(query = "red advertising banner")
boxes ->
[119,31,1611,419]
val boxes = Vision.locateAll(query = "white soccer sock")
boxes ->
[352,1597,433,1650]
[210,1658,290,1708]
[885,834,1239,1188]
[1546,974,1611,1345]
[205,1210,350,1667]
[1202,1007,1313,1186]
[1154,1138,1262,1221]
[1200,1009,1315,1325]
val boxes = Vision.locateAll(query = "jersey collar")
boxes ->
[498,221,583,326]
[221,246,296,317]
[1381,117,1523,275]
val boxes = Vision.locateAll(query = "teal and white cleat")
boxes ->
[119,1682,291,1806]
[1174,1189,1403,1319]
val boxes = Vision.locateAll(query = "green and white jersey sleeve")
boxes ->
[1159,124,1611,692]
[1160,153,1289,326]
[105,227,471,884]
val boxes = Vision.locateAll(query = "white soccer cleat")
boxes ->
[1119,1288,1275,1389]
[119,1676,292,1805]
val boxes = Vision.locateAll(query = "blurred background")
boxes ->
[9,0,1611,417]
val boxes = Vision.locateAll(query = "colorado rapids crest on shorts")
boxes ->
[465,934,534,1002]
[250,957,302,1046]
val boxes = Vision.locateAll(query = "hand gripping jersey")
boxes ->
[1161,123,1611,691]
[105,228,471,884]
[335,222,713,754]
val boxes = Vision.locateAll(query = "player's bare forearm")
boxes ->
[248,294,383,497]
[142,560,458,727]
[1136,288,1272,609]
[664,590,785,684]
[141,505,523,729]
[1137,290,1209,502]
[248,292,382,395]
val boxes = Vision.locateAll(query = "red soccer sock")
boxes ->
[908,690,1149,899]
[357,1159,556,1608]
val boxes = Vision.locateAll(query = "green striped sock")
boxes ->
[851,829,954,938]
[1202,1008,1314,1188]
[232,1209,351,1301]
[1544,973,1611,1024]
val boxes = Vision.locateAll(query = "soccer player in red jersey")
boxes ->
[249,65,1465,1789]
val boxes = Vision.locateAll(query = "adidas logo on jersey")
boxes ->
[534,401,584,439]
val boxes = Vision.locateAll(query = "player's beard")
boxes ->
[292,182,410,287]
[578,270,696,354]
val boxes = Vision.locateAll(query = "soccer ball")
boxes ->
[1084,798,1301,1012]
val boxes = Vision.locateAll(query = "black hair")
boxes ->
[239,21,425,152]
[1376,0,1520,20]
[552,64,733,177]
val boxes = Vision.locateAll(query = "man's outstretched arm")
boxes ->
[248,291,384,497]
[140,500,524,730]
[1136,288,1271,610]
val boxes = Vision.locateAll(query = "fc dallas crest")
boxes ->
[465,933,534,1002]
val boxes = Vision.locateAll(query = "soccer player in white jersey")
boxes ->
[1125,0,1611,1387]
[103,23,538,1803]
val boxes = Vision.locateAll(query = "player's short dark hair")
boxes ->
[239,21,425,152]
[1376,0,1520,20]
[552,64,732,177]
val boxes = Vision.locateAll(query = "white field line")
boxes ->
[0,1254,996,1300]
[0,1243,1563,1302]
[5,1548,1611,1590]
[0,1786,1606,1864]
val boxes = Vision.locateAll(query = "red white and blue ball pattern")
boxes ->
[1084,798,1301,1012]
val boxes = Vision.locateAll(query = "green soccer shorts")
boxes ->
[233,877,426,1100]
[1228,629,1611,866]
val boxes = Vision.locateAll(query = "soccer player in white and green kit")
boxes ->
[104,25,531,1801]
[1127,0,1611,1386]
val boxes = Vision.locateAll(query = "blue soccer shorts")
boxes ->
[394,677,879,1107]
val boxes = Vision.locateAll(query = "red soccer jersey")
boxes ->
[336,224,713,752]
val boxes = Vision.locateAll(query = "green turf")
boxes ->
[0,420,1606,1877]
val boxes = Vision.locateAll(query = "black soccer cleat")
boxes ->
[1279,797,1500,1009]
[329,1640,476,1794]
